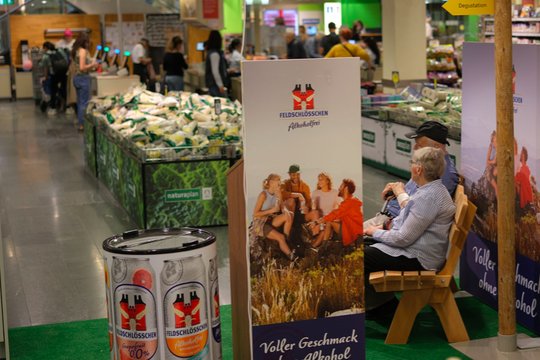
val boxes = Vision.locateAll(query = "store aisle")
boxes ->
[0,100,401,329]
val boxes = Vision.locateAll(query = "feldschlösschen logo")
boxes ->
[280,84,329,132]
[292,83,315,110]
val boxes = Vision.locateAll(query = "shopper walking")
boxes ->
[163,36,189,92]
[205,30,230,98]
[132,38,152,87]
[227,38,244,76]
[324,28,370,62]
[320,22,340,56]
[40,42,68,116]
[71,32,97,131]
[55,28,74,113]
[285,32,307,59]
[351,20,365,42]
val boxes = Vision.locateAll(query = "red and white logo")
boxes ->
[173,291,202,328]
[119,294,147,331]
[292,84,315,110]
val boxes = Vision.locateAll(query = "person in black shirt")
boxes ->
[285,32,307,59]
[205,30,230,97]
[163,36,189,92]
[320,22,340,56]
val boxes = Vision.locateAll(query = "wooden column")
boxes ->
[495,0,516,352]
[226,159,251,359]
[381,0,427,87]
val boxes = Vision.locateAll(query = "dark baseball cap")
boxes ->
[405,121,450,146]
[288,164,301,173]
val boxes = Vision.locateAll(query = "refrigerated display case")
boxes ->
[85,87,243,229]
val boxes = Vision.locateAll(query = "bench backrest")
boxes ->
[438,184,477,276]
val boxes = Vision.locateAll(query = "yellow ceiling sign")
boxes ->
[442,0,494,16]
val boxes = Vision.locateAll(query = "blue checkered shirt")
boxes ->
[372,179,456,271]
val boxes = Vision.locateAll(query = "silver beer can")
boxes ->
[161,255,210,359]
[208,256,222,360]
[112,257,158,360]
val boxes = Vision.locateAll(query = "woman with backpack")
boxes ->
[40,42,68,115]
[71,33,97,131]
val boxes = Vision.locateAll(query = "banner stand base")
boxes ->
[451,333,540,358]
[517,336,540,350]
[497,333,517,352]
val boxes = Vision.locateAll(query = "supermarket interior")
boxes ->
[1,0,540,359]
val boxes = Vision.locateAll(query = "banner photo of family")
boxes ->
[461,43,540,333]
[242,58,365,359]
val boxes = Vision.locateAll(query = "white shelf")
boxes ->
[484,17,540,22]
[485,32,540,38]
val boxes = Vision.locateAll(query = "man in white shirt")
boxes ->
[56,28,75,51]
[132,38,152,86]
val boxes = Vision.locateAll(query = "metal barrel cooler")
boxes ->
[103,228,222,360]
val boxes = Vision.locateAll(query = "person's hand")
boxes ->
[389,182,406,197]
[219,86,226,94]
[364,225,382,236]
[381,183,394,199]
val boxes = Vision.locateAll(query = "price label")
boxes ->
[392,71,400,86]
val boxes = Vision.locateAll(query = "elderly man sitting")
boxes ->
[363,147,456,312]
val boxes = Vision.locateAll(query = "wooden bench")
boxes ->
[368,184,477,344]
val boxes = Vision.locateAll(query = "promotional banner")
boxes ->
[460,43,540,333]
[243,58,365,359]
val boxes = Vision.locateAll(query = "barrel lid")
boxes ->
[102,228,216,255]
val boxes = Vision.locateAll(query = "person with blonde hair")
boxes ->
[250,174,295,261]
[163,35,188,91]
[306,172,341,250]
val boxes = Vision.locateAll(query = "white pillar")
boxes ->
[381,0,427,86]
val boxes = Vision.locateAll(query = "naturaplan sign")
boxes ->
[242,58,365,359]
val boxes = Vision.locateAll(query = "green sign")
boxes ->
[146,161,228,229]
[362,130,376,144]
[0,1,15,5]
[396,138,412,153]
[165,188,202,202]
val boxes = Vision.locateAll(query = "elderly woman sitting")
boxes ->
[363,147,456,311]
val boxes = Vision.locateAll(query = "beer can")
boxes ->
[208,256,222,360]
[112,257,158,360]
[103,228,218,360]
[103,261,116,360]
[161,255,210,359]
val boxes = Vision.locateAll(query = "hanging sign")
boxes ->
[203,0,219,19]
[442,0,494,16]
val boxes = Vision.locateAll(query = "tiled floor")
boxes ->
[0,100,402,328]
